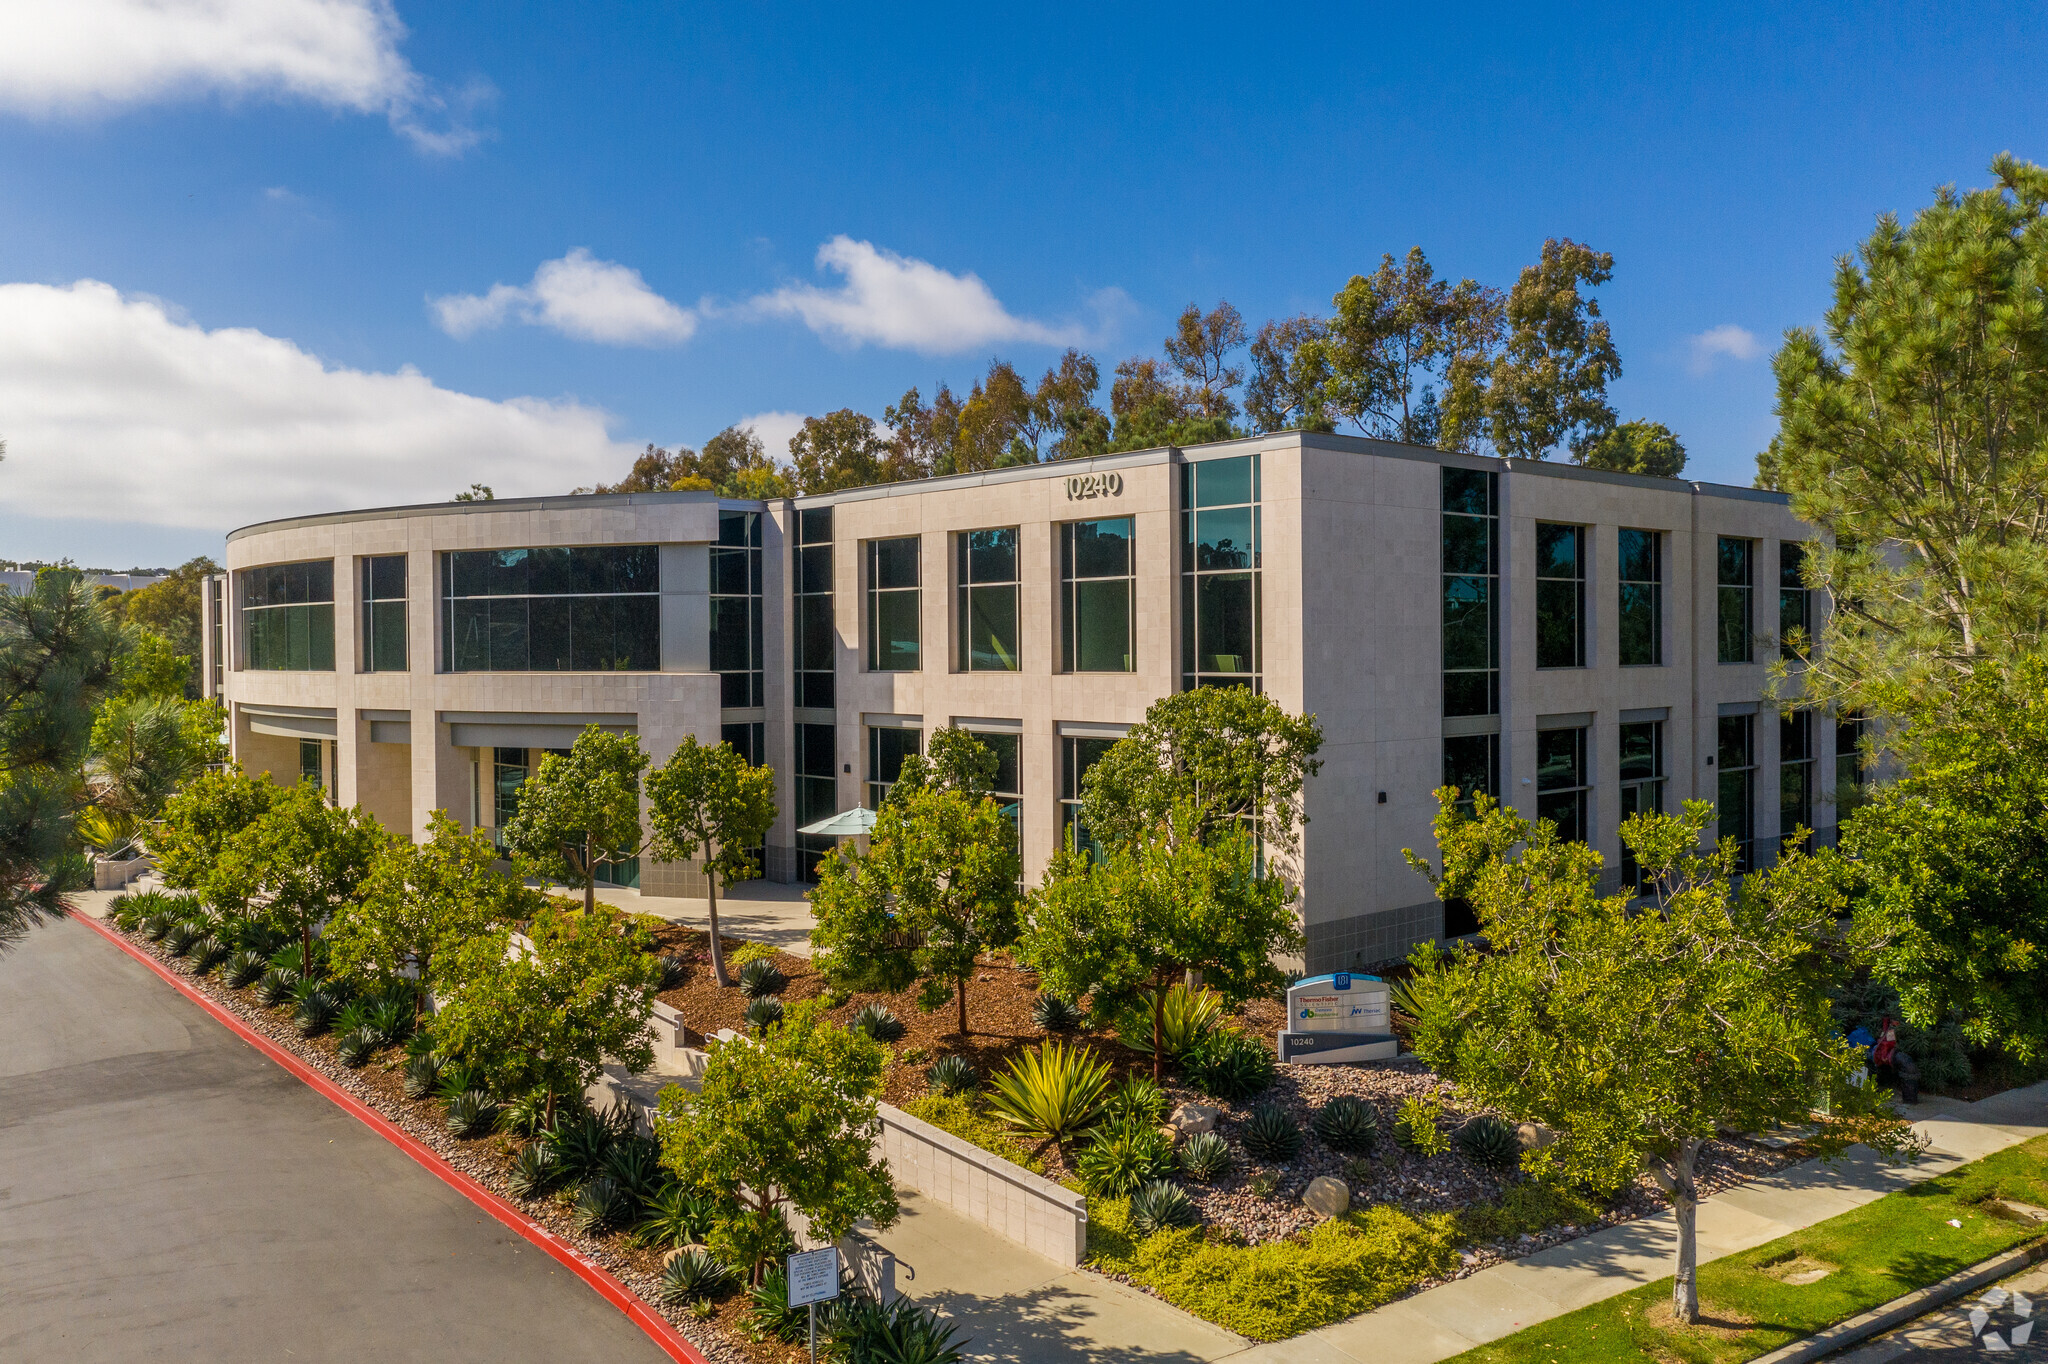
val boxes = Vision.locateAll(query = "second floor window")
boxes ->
[867,537,920,672]
[1718,537,1754,663]
[441,546,658,672]
[1536,524,1586,668]
[1618,529,1662,667]
[242,559,335,671]
[711,510,764,707]
[1063,518,1134,672]
[1779,542,1810,660]
[957,528,1020,672]
[361,555,407,672]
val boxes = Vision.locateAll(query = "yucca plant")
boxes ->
[657,1247,733,1305]
[635,1185,724,1250]
[1075,1114,1179,1196]
[986,1039,1113,1146]
[506,1141,560,1198]
[1106,1075,1169,1124]
[162,921,201,957]
[254,967,301,1007]
[743,996,785,1034]
[601,1135,666,1206]
[223,949,268,988]
[850,1002,907,1043]
[402,1051,444,1100]
[925,1054,979,1096]
[572,1175,633,1235]
[1241,1103,1303,1162]
[1031,992,1083,1034]
[1184,1028,1277,1101]
[186,935,230,974]
[746,1266,809,1343]
[1112,984,1227,1061]
[336,1025,381,1068]
[294,986,341,1037]
[737,957,788,1000]
[1128,1179,1201,1236]
[445,1089,497,1139]
[1394,1095,1449,1156]
[1457,1115,1522,1172]
[1312,1095,1380,1154]
[1177,1131,1232,1182]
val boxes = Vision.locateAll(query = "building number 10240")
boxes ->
[1065,472,1123,501]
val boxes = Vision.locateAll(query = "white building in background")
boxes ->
[204,431,1843,973]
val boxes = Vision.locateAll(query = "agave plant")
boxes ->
[653,953,688,990]
[496,1087,555,1137]
[1128,1179,1202,1236]
[1312,1095,1380,1154]
[223,949,268,989]
[335,1025,381,1068]
[925,1055,978,1096]
[657,1247,733,1305]
[506,1141,561,1198]
[435,1060,486,1103]
[850,1002,907,1044]
[635,1185,725,1250]
[1031,992,1083,1034]
[1177,1130,1232,1182]
[1185,1029,1277,1101]
[737,957,789,1000]
[1457,1115,1522,1173]
[572,1175,633,1235]
[1112,984,1227,1061]
[1106,1075,1169,1124]
[601,1135,666,1206]
[747,1266,809,1344]
[1241,1103,1303,1162]
[1074,1114,1179,1197]
[825,1296,967,1364]
[367,995,415,1046]
[545,1108,617,1183]
[445,1089,497,1139]
[335,997,378,1038]
[162,921,201,958]
[743,996,785,1034]
[402,1051,444,1101]
[186,935,230,974]
[294,986,341,1037]
[986,1039,1112,1145]
[140,912,176,942]
[254,968,301,1007]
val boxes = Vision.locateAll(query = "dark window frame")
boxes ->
[1618,720,1666,884]
[1618,528,1663,667]
[1442,468,1499,717]
[439,546,661,673]
[794,508,835,709]
[712,510,765,707]
[1718,537,1755,664]
[1719,713,1756,870]
[1535,523,1587,669]
[1181,455,1261,691]
[240,559,336,672]
[956,527,1021,673]
[1535,725,1589,844]
[361,554,408,673]
[1061,517,1135,673]
[865,537,921,673]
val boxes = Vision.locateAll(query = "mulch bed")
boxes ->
[110,917,814,1364]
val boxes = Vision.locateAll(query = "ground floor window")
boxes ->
[1060,736,1116,860]
[1719,715,1756,871]
[1535,725,1589,844]
[867,727,921,810]
[1617,720,1665,886]
[795,723,837,881]
[1442,733,1499,813]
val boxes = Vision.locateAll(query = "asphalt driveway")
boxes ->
[0,913,672,1363]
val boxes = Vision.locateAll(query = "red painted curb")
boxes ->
[72,910,708,1364]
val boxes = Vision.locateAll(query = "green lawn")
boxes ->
[1446,1134,2048,1364]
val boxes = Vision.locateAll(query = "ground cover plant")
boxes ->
[1444,1134,2048,1364]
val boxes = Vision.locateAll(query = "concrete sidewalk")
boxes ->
[1222,1081,2048,1364]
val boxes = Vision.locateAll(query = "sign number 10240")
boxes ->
[1065,472,1123,501]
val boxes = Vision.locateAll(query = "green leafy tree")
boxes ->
[1107,354,1240,452]
[453,483,495,502]
[501,726,648,912]
[790,409,888,493]
[1022,803,1300,1080]
[1323,248,1504,446]
[646,735,779,988]
[1078,688,1324,856]
[1576,419,1688,478]
[1245,314,1338,434]
[112,629,195,700]
[0,572,123,949]
[1761,155,2048,717]
[1480,238,1621,460]
[114,557,218,695]
[654,1000,897,1281]
[1161,301,1248,421]
[1401,792,1920,1325]
[327,811,538,1010]
[87,695,224,823]
[888,725,998,801]
[149,763,279,907]
[1037,349,1112,460]
[434,906,660,1123]
[1834,656,2048,1063]
[810,783,1021,1036]
[220,783,387,975]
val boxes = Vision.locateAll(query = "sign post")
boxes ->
[787,1246,840,1364]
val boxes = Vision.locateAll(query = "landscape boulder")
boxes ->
[1517,1122,1557,1151]
[1169,1102,1219,1136]
[1302,1175,1350,1217]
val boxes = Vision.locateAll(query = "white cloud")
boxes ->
[735,411,809,462]
[0,0,484,154]
[0,279,636,531]
[748,236,1112,355]
[431,249,697,346]
[1686,323,1764,377]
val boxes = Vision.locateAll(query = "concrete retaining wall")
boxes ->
[876,1102,1087,1267]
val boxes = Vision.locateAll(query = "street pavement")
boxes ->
[1832,1262,2048,1361]
[0,913,672,1363]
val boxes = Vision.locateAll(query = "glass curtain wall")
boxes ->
[1181,455,1260,690]
[957,529,1020,671]
[712,511,764,706]
[1718,538,1754,663]
[1779,542,1809,659]
[1780,711,1813,848]
[1535,726,1589,843]
[795,723,838,880]
[1618,529,1662,666]
[442,547,658,672]
[242,560,335,670]
[794,509,835,708]
[1062,518,1134,672]
[866,538,920,671]
[1618,720,1666,885]
[1059,736,1116,860]
[1535,525,1586,668]
[361,555,407,672]
[1718,714,1756,870]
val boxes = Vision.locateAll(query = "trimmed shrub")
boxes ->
[1241,1104,1303,1162]
[657,1248,733,1305]
[900,1093,1048,1174]
[572,1175,633,1235]
[729,940,778,969]
[1076,1115,1180,1197]
[336,1026,381,1068]
[1312,1096,1379,1154]
[445,1089,497,1139]
[1031,992,1083,1034]
[1185,1029,1277,1101]
[506,1141,561,1198]
[1178,1131,1232,1183]
[737,957,788,1000]
[1393,1097,1448,1157]
[925,1054,979,1096]
[1129,1179,1201,1236]
[850,1002,907,1044]
[1456,1115,1521,1173]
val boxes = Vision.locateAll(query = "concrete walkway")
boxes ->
[597,880,818,957]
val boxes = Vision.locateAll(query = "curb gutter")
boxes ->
[72,910,709,1364]
[1749,1238,2048,1364]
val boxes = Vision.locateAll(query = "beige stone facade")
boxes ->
[212,432,1827,972]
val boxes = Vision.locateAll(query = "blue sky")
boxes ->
[0,2,2042,566]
